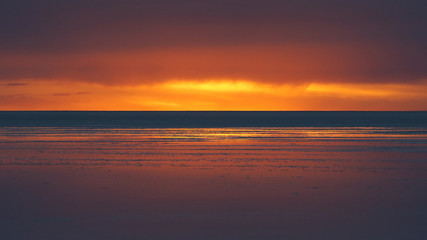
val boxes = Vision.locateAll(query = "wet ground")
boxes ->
[1,127,427,239]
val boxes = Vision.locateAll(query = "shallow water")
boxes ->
[1,126,427,239]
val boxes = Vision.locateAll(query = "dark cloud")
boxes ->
[3,82,28,86]
[52,93,71,96]
[0,0,426,85]
[76,91,91,95]
[52,92,92,96]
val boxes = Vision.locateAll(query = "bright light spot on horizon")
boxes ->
[162,80,272,93]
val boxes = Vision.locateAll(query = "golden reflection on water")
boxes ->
[1,127,427,169]
[1,127,427,239]
[1,127,427,140]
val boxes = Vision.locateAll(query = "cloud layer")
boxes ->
[1,0,426,109]
[1,0,426,85]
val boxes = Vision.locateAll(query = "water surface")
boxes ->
[1,112,427,239]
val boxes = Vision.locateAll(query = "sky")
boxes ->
[1,0,426,110]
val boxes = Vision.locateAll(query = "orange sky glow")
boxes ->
[1,1,426,110]
[2,78,427,110]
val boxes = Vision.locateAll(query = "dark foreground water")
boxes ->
[1,112,427,240]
